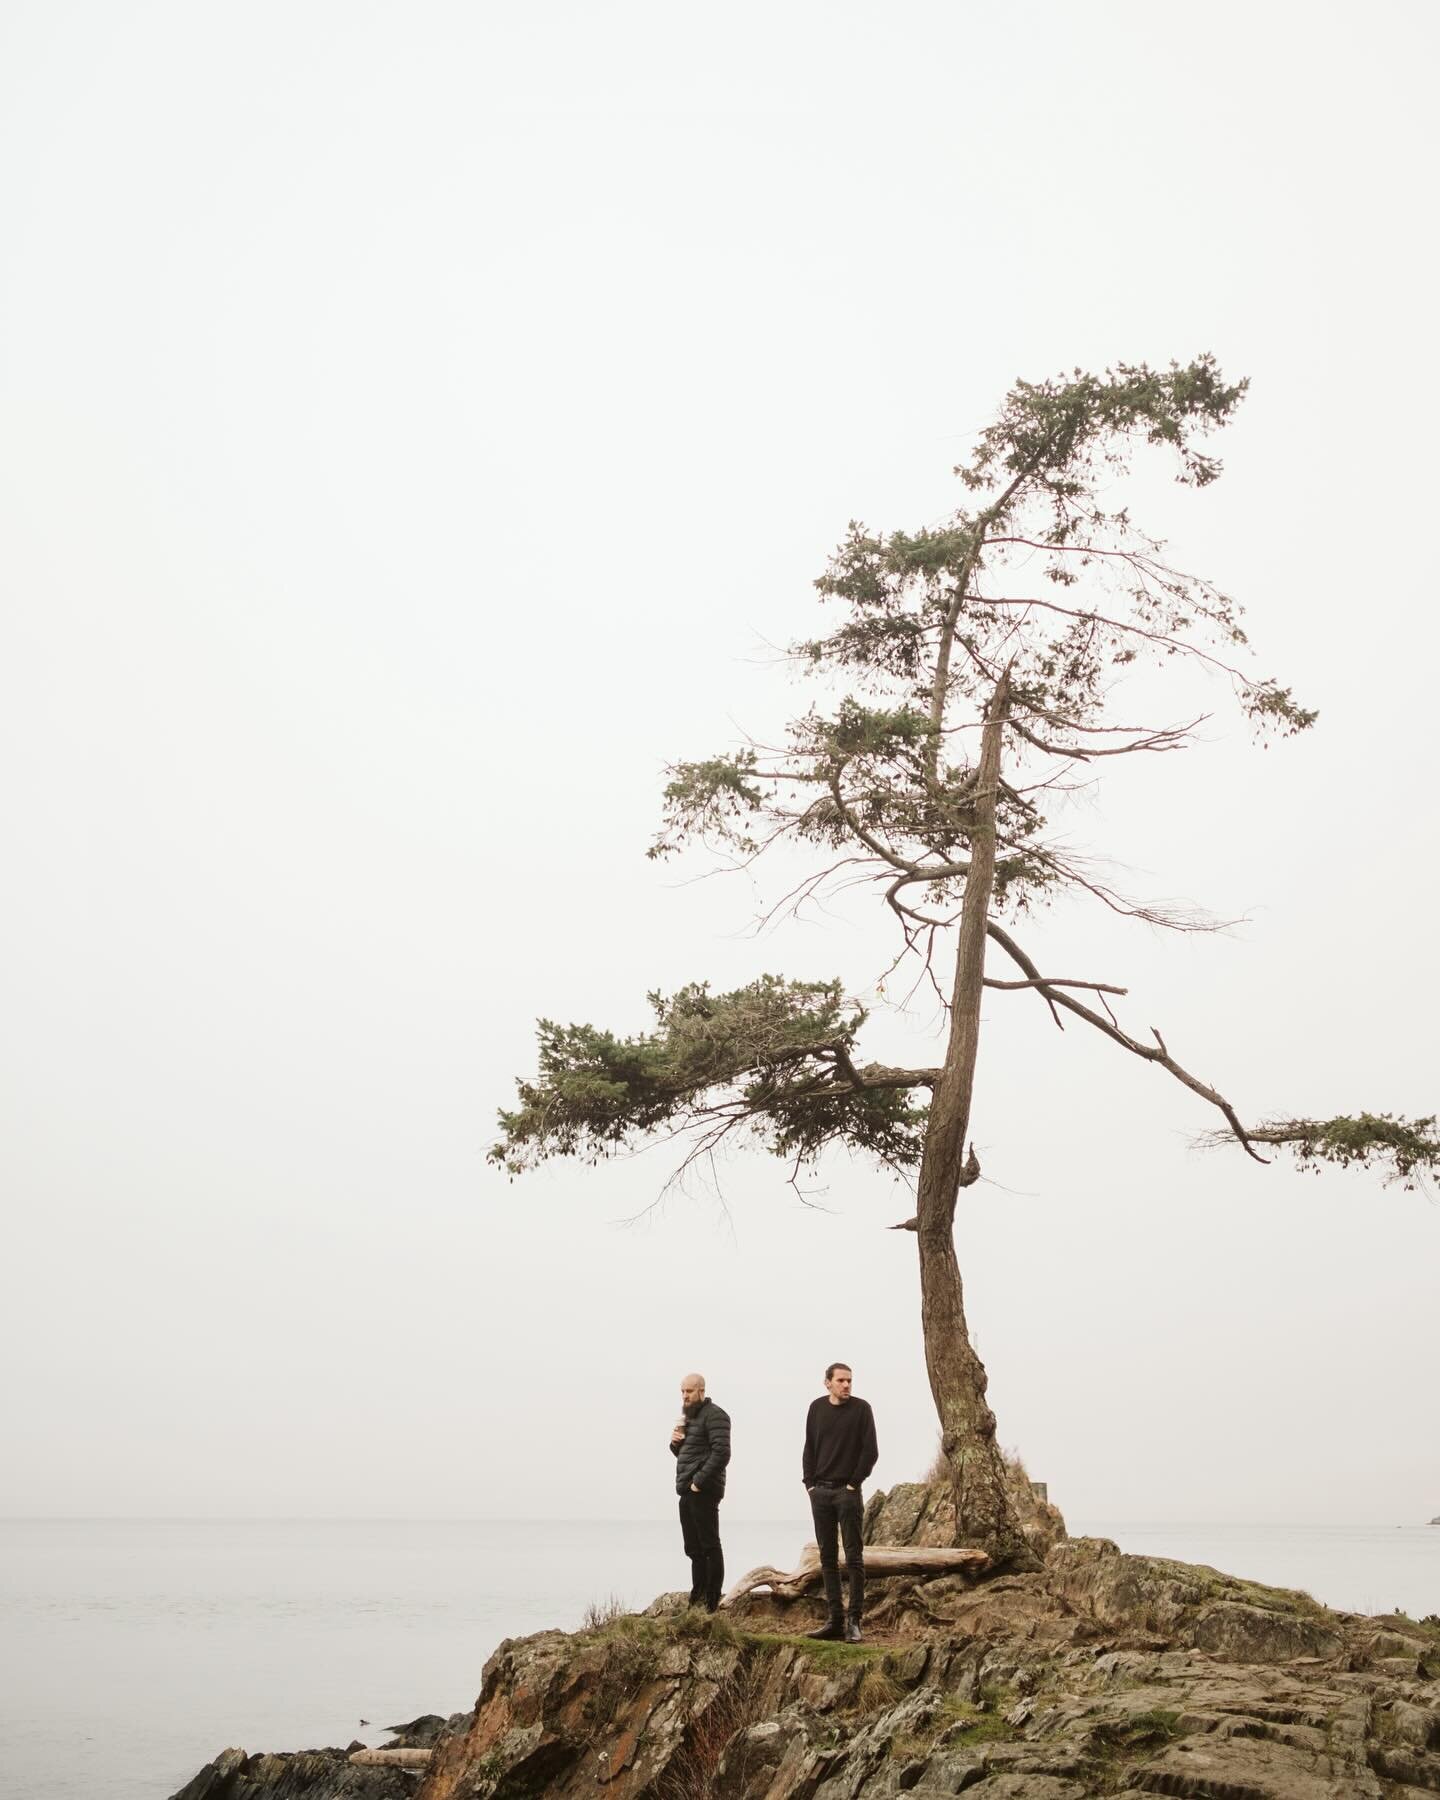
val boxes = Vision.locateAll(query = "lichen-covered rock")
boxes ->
[431,1544,1440,1796]
[178,1545,1440,1799]
[1044,1537,1350,1663]
[417,1616,760,1799]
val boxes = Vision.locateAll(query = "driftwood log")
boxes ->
[347,1747,433,1768]
[722,1541,989,1605]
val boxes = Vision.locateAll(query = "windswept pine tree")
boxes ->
[493,358,1437,1567]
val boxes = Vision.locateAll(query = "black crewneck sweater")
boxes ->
[802,1395,878,1489]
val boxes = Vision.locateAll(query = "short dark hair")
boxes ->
[825,1362,852,1382]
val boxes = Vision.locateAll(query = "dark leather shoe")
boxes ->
[845,1618,863,1643]
[806,1618,844,1640]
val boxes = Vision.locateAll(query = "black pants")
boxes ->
[809,1483,864,1622]
[678,1490,724,1609]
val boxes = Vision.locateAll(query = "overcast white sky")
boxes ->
[2,2,1436,1530]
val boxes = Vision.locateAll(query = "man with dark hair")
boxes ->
[802,1361,878,1641]
[669,1371,731,1611]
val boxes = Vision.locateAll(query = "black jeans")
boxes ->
[678,1490,724,1609]
[809,1483,864,1621]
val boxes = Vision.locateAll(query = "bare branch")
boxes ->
[890,860,972,890]
[1022,706,1212,739]
[826,763,918,873]
[1010,718,1194,761]
[817,1037,940,1092]
[881,876,963,1014]
[853,1062,942,1091]
[974,593,1254,687]
[985,920,1267,1162]
[1020,841,1230,932]
[983,976,1128,995]
[752,855,870,934]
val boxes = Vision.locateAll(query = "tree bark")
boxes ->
[914,670,1036,1569]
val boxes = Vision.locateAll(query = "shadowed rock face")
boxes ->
[417,1538,1440,1800]
[167,1714,473,1800]
[168,1748,405,1800]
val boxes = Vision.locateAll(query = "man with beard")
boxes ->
[669,1372,731,1611]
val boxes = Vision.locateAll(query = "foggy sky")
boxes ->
[2,1,1436,1530]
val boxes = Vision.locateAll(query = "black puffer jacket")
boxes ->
[670,1397,731,1498]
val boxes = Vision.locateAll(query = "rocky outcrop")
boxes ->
[168,1714,472,1799]
[416,1537,1440,1799]
[172,1483,1440,1800]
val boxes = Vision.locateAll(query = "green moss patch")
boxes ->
[1093,1708,1183,1752]
[740,1631,887,1668]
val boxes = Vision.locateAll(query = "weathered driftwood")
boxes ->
[722,1541,989,1605]
[347,1747,433,1767]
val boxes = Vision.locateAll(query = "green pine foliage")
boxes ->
[494,355,1434,1193]
[491,977,927,1178]
[1236,1114,1440,1189]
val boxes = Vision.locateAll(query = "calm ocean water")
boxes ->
[2,1517,1437,1800]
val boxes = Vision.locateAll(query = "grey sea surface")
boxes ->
[1,1517,1437,1800]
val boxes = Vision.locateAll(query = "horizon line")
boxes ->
[2,1514,1431,1528]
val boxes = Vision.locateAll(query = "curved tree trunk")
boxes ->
[915,670,1036,1569]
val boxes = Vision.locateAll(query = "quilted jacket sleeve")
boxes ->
[695,1403,731,1491]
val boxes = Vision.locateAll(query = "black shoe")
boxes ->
[845,1618,863,1643]
[806,1618,845,1640]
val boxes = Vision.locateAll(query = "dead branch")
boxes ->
[826,763,917,873]
[984,977,1128,995]
[1011,718,1193,761]
[971,591,1254,688]
[723,1542,990,1605]
[1021,706,1211,739]
[985,920,1267,1162]
[1020,842,1228,932]
[890,860,973,890]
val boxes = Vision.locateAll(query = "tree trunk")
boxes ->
[915,671,1036,1569]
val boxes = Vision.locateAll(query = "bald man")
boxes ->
[668,1372,732,1611]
